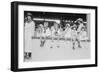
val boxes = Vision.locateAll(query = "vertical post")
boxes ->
[87,14,90,41]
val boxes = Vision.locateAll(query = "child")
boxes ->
[36,24,43,37]
[56,24,64,48]
[64,23,71,41]
[40,22,51,47]
[71,24,81,50]
[79,27,88,41]
[50,22,59,48]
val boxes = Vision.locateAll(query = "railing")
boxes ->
[31,36,90,42]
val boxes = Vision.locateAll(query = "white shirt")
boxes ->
[40,27,51,37]
[44,27,51,37]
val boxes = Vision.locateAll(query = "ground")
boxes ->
[25,39,90,62]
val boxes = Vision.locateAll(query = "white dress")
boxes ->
[71,30,78,40]
[57,28,64,38]
[64,27,72,39]
[51,26,56,37]
[25,21,35,52]
[79,31,88,40]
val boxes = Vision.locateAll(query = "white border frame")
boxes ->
[18,5,95,68]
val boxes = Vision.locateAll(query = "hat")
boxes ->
[55,20,60,24]
[75,18,83,23]
[77,18,83,21]
[39,24,43,28]
[73,24,77,27]
[72,24,77,29]
[27,13,32,16]
[65,23,70,27]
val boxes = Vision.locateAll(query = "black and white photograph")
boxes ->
[24,11,90,62]
[11,1,97,71]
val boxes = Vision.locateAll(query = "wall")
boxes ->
[0,0,99,73]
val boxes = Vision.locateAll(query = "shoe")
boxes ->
[73,47,75,50]
[78,45,82,48]
[40,41,43,47]
[57,45,60,48]
[50,46,53,48]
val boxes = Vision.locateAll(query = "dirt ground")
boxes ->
[25,39,91,62]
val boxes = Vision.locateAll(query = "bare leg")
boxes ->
[57,35,60,48]
[43,36,46,47]
[50,36,54,48]
[76,38,81,48]
[72,39,75,50]
[40,36,45,47]
[40,37,43,47]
